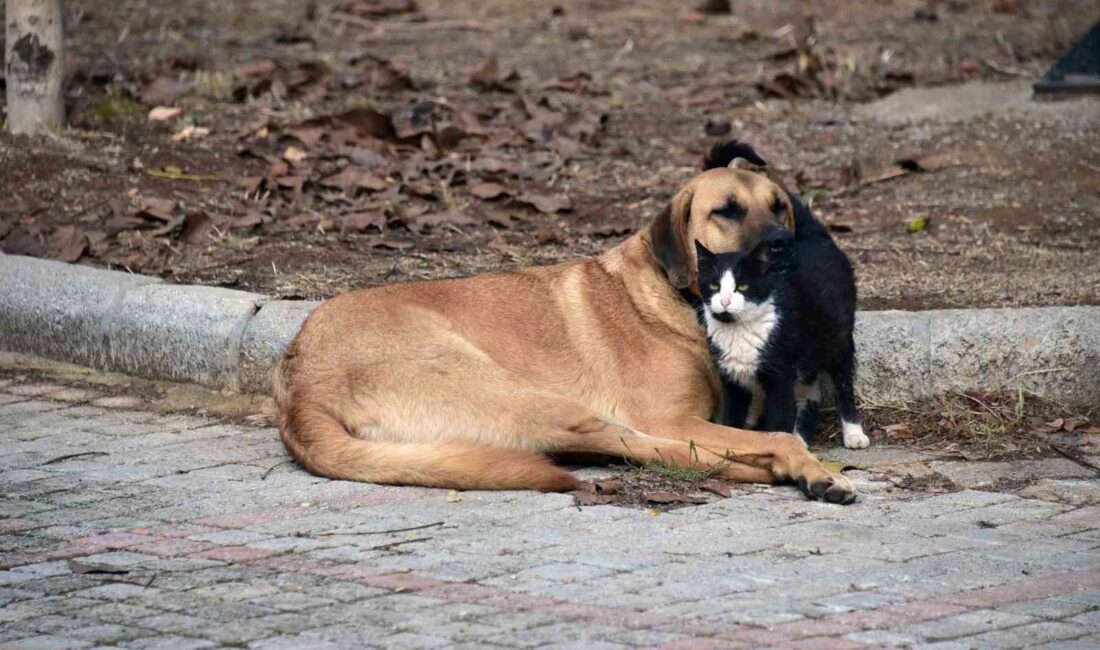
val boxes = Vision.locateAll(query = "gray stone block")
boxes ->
[104,285,265,390]
[927,307,1100,406]
[0,255,161,368]
[854,310,933,402]
[239,300,319,395]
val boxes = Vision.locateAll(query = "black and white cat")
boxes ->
[695,220,868,449]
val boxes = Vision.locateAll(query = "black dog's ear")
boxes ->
[703,141,768,171]
[649,188,696,290]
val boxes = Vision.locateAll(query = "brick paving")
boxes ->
[0,380,1098,649]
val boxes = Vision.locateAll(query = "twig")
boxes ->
[366,536,432,552]
[42,451,108,465]
[143,573,157,588]
[261,459,295,480]
[1050,444,1100,474]
[318,521,445,537]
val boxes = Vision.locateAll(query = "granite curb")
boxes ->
[1,254,1097,406]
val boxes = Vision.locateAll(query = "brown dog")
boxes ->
[275,166,856,504]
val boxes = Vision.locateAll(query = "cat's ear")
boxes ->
[694,240,715,263]
[648,187,696,290]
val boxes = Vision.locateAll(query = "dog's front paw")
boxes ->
[797,473,857,505]
[842,422,870,449]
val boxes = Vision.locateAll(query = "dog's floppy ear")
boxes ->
[649,187,695,290]
[703,141,768,171]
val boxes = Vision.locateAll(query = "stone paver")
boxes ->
[0,381,1098,649]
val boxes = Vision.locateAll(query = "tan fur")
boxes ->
[275,168,855,499]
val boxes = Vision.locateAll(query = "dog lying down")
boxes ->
[275,140,859,504]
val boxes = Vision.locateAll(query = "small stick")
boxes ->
[319,521,445,537]
[366,536,432,551]
[261,459,295,480]
[42,451,108,465]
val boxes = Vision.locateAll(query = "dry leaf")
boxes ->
[45,226,88,262]
[516,193,572,214]
[645,491,707,505]
[699,480,732,498]
[883,423,913,439]
[180,213,213,244]
[148,106,182,122]
[319,168,388,192]
[471,182,508,200]
[283,146,308,164]
[574,493,616,506]
[171,125,210,143]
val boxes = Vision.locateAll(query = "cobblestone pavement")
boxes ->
[1,378,1098,649]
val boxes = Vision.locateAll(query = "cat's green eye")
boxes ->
[737,284,748,292]
[708,282,720,291]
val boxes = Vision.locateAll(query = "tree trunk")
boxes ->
[5,0,65,134]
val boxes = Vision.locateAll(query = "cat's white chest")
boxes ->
[705,301,779,386]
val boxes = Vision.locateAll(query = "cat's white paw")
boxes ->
[842,421,870,449]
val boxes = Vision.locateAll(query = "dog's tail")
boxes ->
[273,357,578,493]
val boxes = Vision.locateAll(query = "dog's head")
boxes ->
[647,146,795,292]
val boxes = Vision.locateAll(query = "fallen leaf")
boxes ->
[319,168,388,192]
[45,226,88,262]
[516,193,572,214]
[445,489,462,503]
[171,125,210,143]
[1063,419,1088,432]
[645,491,707,505]
[696,0,731,14]
[409,211,475,233]
[137,197,177,222]
[233,59,278,78]
[470,182,509,200]
[593,478,623,494]
[339,0,418,17]
[364,236,414,250]
[283,146,308,164]
[340,212,385,232]
[541,72,593,94]
[700,480,732,498]
[148,106,182,122]
[574,493,616,506]
[336,108,397,140]
[906,214,930,233]
[467,56,519,91]
[288,125,326,148]
[821,460,856,474]
[180,212,213,244]
[141,75,189,105]
[883,423,913,439]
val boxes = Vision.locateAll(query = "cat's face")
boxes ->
[695,231,792,323]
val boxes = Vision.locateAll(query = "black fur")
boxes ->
[703,141,768,170]
[696,199,859,444]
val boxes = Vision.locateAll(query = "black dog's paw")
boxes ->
[703,141,768,171]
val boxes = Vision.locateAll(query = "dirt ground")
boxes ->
[1,0,1099,309]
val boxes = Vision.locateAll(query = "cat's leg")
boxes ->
[793,371,821,445]
[830,351,869,449]
[762,376,797,434]
[721,381,752,428]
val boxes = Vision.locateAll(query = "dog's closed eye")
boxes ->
[712,201,745,221]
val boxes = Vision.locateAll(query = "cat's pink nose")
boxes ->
[721,295,731,308]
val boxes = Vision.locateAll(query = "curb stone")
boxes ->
[1,254,1098,406]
